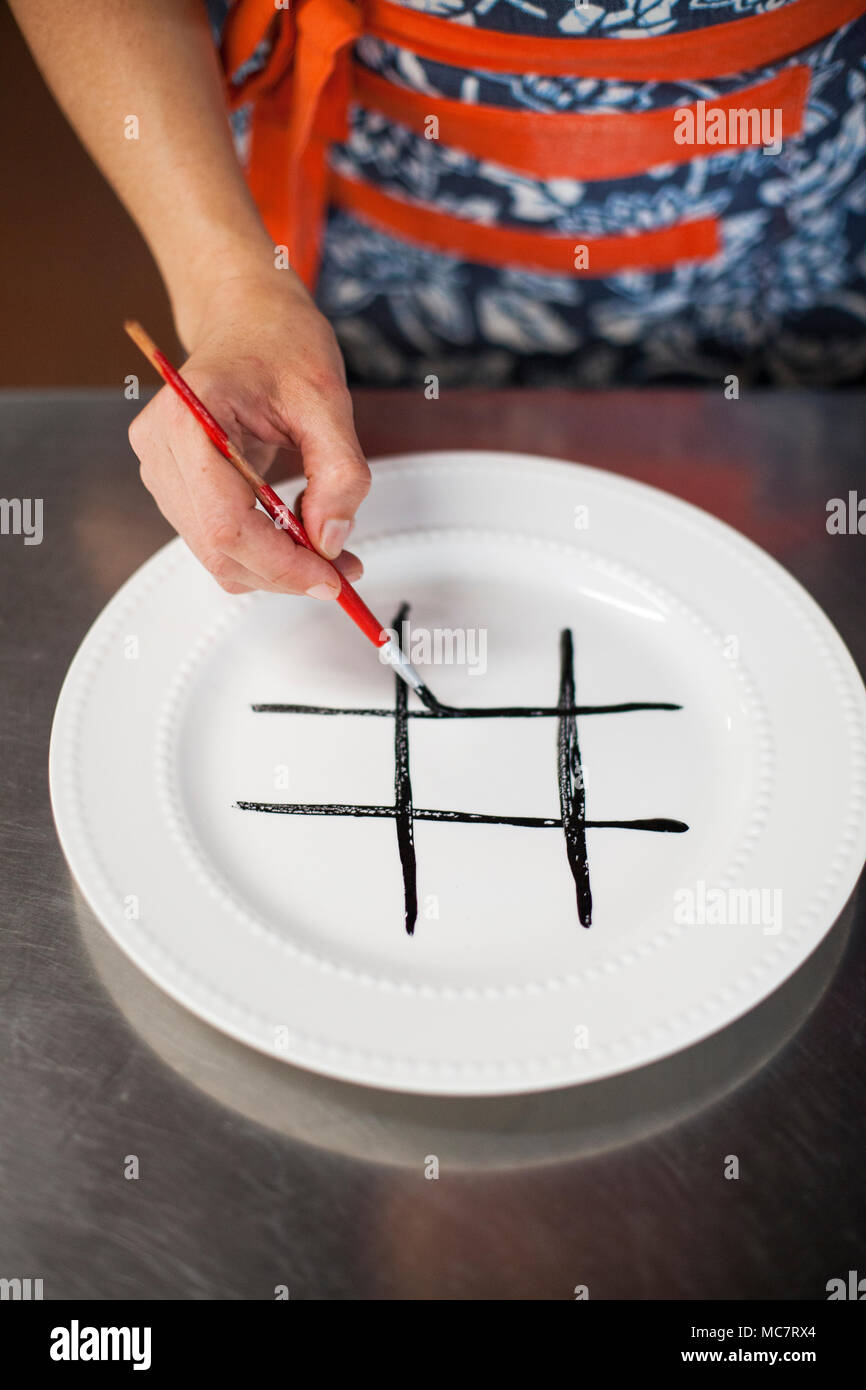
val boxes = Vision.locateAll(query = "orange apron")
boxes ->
[219,0,866,290]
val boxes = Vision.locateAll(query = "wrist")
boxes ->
[165,230,311,349]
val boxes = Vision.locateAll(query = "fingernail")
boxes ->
[320,518,352,559]
[306,582,340,601]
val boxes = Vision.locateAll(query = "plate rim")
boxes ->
[49,449,866,1095]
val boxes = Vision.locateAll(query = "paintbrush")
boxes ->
[124,319,432,703]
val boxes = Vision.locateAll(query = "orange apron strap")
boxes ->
[353,64,810,183]
[241,23,296,271]
[365,0,866,79]
[235,0,361,288]
[285,0,362,286]
[330,169,720,276]
[221,0,283,78]
[224,20,296,112]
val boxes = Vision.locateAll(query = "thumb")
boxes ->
[294,390,371,560]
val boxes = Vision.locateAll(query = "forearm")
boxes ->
[9,0,282,342]
[12,0,370,583]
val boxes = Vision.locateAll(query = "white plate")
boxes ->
[49,451,866,1095]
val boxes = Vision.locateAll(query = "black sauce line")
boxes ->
[235,801,689,833]
[251,701,682,718]
[392,603,418,935]
[557,629,592,927]
[238,603,690,936]
[411,682,452,715]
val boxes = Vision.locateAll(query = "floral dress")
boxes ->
[208,0,866,387]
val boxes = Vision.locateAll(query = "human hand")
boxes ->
[129,268,369,598]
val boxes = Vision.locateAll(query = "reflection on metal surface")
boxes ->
[74,886,855,1172]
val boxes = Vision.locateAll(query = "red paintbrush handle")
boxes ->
[257,484,387,647]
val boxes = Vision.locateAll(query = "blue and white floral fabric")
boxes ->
[211,0,866,385]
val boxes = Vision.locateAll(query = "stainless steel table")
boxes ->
[2,387,864,1301]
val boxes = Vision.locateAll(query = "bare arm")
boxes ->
[10,0,369,597]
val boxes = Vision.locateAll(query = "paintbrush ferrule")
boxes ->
[379,639,426,697]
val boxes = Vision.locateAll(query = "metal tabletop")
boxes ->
[1,387,864,1300]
